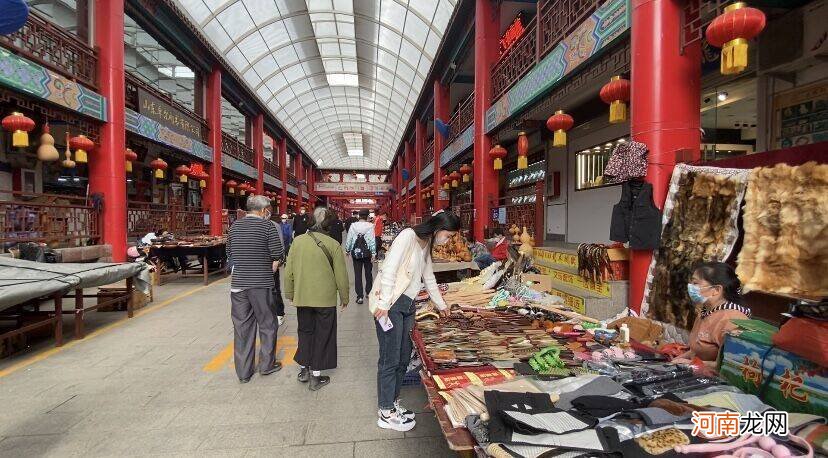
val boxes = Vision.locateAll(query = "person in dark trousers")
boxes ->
[278,213,293,253]
[329,213,344,244]
[344,211,358,233]
[344,209,376,304]
[227,195,284,383]
[292,206,311,237]
[270,214,288,326]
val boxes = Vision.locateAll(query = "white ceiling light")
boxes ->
[317,158,324,166]
[326,73,359,87]
[343,132,363,156]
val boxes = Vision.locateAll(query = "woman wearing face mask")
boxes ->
[371,210,461,432]
[677,262,751,366]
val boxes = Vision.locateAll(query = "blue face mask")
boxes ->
[687,283,706,304]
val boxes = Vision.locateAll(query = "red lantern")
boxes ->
[226,179,238,194]
[124,148,137,172]
[150,158,168,179]
[441,175,451,190]
[489,144,507,170]
[175,165,191,183]
[706,2,766,75]
[2,112,35,147]
[546,110,574,147]
[449,171,461,188]
[600,76,631,124]
[459,163,472,183]
[68,135,94,164]
[238,182,250,196]
[517,132,529,169]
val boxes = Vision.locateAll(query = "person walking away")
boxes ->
[329,212,344,245]
[270,215,288,326]
[227,196,284,383]
[344,211,357,233]
[279,214,293,254]
[284,207,349,391]
[293,206,311,237]
[371,210,459,431]
[373,213,385,258]
[344,209,376,304]
[473,227,509,270]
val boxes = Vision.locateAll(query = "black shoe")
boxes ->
[309,375,330,391]
[261,362,283,375]
[239,377,251,384]
[356,297,364,304]
[298,367,309,383]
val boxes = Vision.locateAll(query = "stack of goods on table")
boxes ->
[150,235,226,248]
[432,232,472,262]
[380,221,406,252]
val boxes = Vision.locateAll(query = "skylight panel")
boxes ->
[327,74,359,87]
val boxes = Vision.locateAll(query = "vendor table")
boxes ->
[149,243,226,285]
[420,370,480,457]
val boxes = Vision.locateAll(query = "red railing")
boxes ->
[127,201,208,239]
[0,191,100,252]
[125,71,208,142]
[492,18,537,100]
[492,182,545,241]
[448,92,474,143]
[0,9,98,89]
[287,172,298,187]
[423,138,435,166]
[263,159,280,178]
[221,132,255,167]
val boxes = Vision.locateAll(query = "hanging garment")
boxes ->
[604,141,648,183]
[609,181,662,249]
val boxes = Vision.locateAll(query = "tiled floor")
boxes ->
[0,269,454,457]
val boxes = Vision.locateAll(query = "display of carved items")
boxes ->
[736,162,828,297]
[509,224,521,242]
[646,169,747,329]
[577,243,612,284]
[519,226,534,256]
[432,232,472,262]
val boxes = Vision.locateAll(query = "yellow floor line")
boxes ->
[208,336,298,372]
[203,343,234,373]
[0,278,228,379]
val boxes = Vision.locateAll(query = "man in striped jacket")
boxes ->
[227,195,284,383]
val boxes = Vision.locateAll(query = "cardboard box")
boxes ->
[524,273,552,293]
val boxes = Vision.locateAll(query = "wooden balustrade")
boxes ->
[0,9,98,89]
[448,92,474,143]
[125,71,208,142]
[127,201,207,239]
[287,172,298,187]
[423,138,434,166]
[538,0,602,59]
[0,191,100,252]
[221,132,255,166]
[263,159,280,178]
[491,18,537,100]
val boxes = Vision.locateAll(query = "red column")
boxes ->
[205,67,223,236]
[296,158,304,211]
[629,0,702,314]
[279,138,288,214]
[472,0,500,241]
[253,114,264,195]
[433,81,449,211]
[415,120,424,218]
[92,0,127,261]
[391,164,398,220]
[404,141,412,222]
[308,165,316,207]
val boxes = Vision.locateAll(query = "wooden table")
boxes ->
[431,260,478,283]
[420,370,482,457]
[150,243,227,285]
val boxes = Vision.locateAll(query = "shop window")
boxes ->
[700,78,757,160]
[575,137,629,190]
[507,160,545,189]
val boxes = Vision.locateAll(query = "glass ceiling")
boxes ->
[174,0,458,170]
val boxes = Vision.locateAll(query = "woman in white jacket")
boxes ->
[371,210,460,432]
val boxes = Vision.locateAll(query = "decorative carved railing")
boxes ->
[127,201,207,239]
[492,18,537,100]
[681,0,727,51]
[221,131,255,166]
[448,92,475,143]
[538,0,602,59]
[493,182,544,241]
[287,172,298,187]
[0,191,100,252]
[0,9,98,89]
[423,138,434,166]
[263,159,280,178]
[125,71,208,142]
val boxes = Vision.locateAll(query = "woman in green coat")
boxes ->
[284,207,350,391]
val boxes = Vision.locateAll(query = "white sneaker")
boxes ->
[377,409,416,432]
[394,400,416,419]
[277,316,285,326]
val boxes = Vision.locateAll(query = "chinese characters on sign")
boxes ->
[500,13,527,55]
[314,182,393,193]
[137,88,202,139]
[691,411,788,438]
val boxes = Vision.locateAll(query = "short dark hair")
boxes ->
[492,227,505,237]
[693,261,744,305]
[358,209,370,219]
[414,210,462,252]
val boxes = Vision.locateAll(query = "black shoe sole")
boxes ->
[309,378,330,391]
[239,377,251,384]
[261,364,283,376]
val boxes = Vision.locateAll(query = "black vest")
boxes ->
[610,181,662,250]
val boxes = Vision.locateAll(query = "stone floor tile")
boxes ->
[198,422,308,451]
[404,413,443,438]
[0,411,90,436]
[246,442,355,457]
[306,416,403,444]
[88,426,213,456]
[0,432,103,457]
[354,437,455,458]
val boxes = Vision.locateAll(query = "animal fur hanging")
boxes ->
[736,161,828,297]
[641,164,749,330]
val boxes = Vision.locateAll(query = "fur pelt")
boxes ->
[647,171,744,329]
[736,161,828,296]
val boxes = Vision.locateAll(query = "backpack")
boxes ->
[352,233,371,260]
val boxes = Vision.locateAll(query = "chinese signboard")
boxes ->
[137,88,202,139]
[314,182,393,193]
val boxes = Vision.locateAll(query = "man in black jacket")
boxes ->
[292,206,311,237]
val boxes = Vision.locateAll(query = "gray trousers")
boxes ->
[231,288,278,380]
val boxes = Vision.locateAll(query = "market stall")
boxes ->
[146,235,227,285]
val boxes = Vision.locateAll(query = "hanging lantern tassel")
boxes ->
[600,76,631,124]
[442,176,451,190]
[450,171,461,188]
[517,132,529,170]
[226,179,237,194]
[489,144,507,170]
[546,110,574,148]
[460,164,472,183]
[150,158,167,179]
[706,2,766,76]
[199,172,208,189]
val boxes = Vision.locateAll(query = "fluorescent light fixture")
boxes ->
[343,132,363,157]
[326,73,359,87]
[717,91,728,101]
[316,158,324,166]
[355,173,366,181]
[386,160,392,167]
[347,149,363,156]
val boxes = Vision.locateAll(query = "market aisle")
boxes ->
[0,265,454,457]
